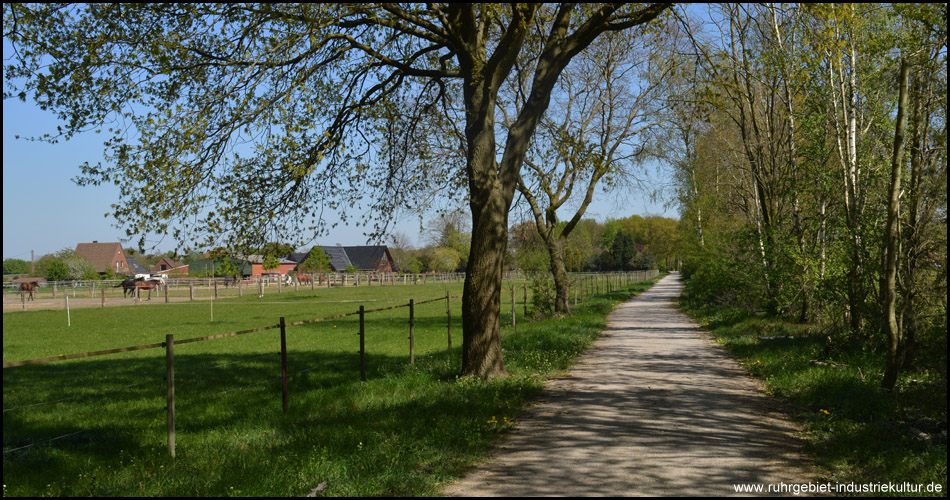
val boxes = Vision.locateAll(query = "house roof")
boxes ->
[341,246,392,271]
[287,252,310,264]
[320,246,352,271]
[126,257,149,275]
[74,242,126,273]
[238,254,297,266]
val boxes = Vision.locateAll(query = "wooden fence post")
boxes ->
[511,286,516,331]
[524,285,528,318]
[359,306,366,382]
[409,299,415,365]
[165,334,176,459]
[101,288,106,308]
[190,283,195,301]
[280,317,288,414]
[446,292,452,350]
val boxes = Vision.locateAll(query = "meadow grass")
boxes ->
[3,275,661,496]
[679,296,947,496]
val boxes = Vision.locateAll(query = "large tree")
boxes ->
[4,3,671,379]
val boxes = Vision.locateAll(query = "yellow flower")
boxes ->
[820,409,830,415]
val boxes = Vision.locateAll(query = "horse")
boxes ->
[131,279,160,300]
[115,276,164,298]
[19,282,39,301]
[297,274,312,286]
[115,278,139,298]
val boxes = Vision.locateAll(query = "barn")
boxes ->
[288,246,395,273]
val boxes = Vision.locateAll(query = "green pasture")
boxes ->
[3,274,662,496]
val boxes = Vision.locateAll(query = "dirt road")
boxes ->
[442,273,819,496]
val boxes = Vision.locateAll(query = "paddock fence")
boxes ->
[2,270,659,459]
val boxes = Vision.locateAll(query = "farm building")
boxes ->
[288,246,395,273]
[74,241,131,275]
[187,257,253,277]
[240,255,298,278]
[151,257,189,276]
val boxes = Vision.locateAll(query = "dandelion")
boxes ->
[820,409,830,415]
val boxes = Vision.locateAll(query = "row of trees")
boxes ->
[512,215,679,273]
[663,4,946,389]
[3,252,99,281]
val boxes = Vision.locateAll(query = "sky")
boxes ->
[2,38,676,263]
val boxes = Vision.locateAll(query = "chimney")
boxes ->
[93,240,98,243]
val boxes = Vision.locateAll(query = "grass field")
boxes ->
[3,274,661,496]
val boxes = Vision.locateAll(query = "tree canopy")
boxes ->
[4,3,672,379]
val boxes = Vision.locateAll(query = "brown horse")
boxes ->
[19,282,39,301]
[297,274,313,285]
[131,279,160,300]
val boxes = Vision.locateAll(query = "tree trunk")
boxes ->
[547,236,571,314]
[461,191,511,379]
[882,59,909,391]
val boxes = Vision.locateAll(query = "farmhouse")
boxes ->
[151,257,189,276]
[74,241,131,275]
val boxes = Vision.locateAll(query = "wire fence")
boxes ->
[2,270,658,458]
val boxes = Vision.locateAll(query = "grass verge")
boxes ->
[678,294,947,497]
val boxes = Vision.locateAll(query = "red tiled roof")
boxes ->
[74,242,128,273]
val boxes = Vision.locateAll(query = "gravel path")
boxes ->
[442,273,819,496]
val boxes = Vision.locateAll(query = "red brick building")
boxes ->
[74,241,131,275]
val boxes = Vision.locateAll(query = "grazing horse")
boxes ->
[20,282,39,301]
[297,274,312,286]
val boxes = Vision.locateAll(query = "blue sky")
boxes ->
[2,38,675,263]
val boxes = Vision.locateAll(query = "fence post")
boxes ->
[190,283,195,301]
[22,291,27,311]
[102,288,106,308]
[65,293,70,327]
[511,286,516,331]
[524,285,528,318]
[280,317,288,414]
[409,299,415,365]
[446,292,452,350]
[165,334,176,459]
[358,306,366,382]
